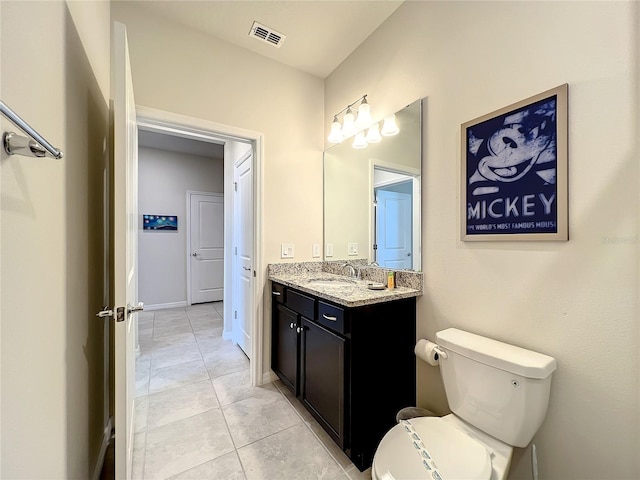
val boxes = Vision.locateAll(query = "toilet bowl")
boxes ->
[371,328,556,480]
[372,414,513,480]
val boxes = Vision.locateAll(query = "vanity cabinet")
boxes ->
[270,281,416,471]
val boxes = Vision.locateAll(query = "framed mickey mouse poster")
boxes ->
[461,84,568,241]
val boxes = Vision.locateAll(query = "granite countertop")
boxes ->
[268,270,422,308]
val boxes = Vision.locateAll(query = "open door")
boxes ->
[232,150,253,357]
[112,21,142,480]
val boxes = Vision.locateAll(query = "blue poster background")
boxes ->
[465,95,558,235]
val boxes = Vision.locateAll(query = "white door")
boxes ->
[376,188,412,269]
[190,193,224,303]
[112,21,141,480]
[233,152,253,356]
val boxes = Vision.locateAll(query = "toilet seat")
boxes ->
[372,417,493,480]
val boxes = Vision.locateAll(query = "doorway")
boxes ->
[136,106,264,386]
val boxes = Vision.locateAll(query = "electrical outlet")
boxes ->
[312,243,321,258]
[281,243,295,259]
[326,243,334,257]
[348,243,358,256]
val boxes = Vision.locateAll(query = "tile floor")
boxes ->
[133,301,373,480]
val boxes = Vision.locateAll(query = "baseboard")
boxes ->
[91,416,113,480]
[263,370,278,384]
[222,330,234,341]
[144,301,187,311]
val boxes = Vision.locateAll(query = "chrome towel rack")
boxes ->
[0,100,64,159]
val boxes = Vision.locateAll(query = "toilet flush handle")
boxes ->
[433,346,448,360]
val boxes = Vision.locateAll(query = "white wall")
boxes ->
[1,1,111,477]
[138,146,223,307]
[326,2,639,479]
[112,2,324,378]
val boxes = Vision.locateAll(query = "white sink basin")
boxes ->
[306,278,355,288]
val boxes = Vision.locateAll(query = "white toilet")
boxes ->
[372,328,557,480]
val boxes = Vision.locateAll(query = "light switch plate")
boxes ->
[281,243,295,258]
[348,243,358,256]
[312,243,321,258]
[326,243,334,257]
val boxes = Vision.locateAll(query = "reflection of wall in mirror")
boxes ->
[323,99,422,263]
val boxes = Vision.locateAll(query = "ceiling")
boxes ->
[131,0,404,79]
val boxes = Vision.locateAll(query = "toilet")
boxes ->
[372,327,557,480]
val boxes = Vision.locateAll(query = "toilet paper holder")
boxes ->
[414,339,447,366]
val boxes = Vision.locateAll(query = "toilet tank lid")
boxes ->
[435,328,557,379]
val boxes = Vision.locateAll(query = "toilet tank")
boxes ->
[435,328,557,448]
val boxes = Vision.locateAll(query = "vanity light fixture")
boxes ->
[328,115,344,143]
[381,114,400,136]
[352,131,368,149]
[328,95,400,149]
[366,122,382,143]
[341,106,357,138]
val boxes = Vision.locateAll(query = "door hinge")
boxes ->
[234,181,238,192]
[234,310,238,319]
[116,306,125,322]
[234,246,237,255]
[253,270,256,278]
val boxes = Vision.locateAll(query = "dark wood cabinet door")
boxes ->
[301,317,345,448]
[272,304,299,395]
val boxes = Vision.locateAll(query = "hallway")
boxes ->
[133,302,372,479]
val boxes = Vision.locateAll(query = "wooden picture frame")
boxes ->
[461,84,568,241]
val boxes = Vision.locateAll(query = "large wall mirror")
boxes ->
[323,98,422,270]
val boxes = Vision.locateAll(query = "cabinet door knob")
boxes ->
[296,327,303,333]
[272,291,281,296]
[289,322,295,329]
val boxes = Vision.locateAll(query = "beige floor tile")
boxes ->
[212,369,280,406]
[237,424,343,480]
[147,380,219,430]
[149,359,208,395]
[151,343,203,371]
[167,451,245,480]
[144,409,234,480]
[222,395,301,448]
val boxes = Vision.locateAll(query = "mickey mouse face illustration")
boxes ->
[476,122,553,183]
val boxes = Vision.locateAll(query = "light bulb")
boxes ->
[355,98,373,129]
[352,131,368,149]
[328,116,344,143]
[381,114,399,136]
[341,108,356,138]
[366,123,381,143]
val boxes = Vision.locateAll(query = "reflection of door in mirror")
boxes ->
[372,166,420,270]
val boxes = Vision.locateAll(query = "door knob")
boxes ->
[127,302,144,314]
[192,252,198,257]
[289,322,295,329]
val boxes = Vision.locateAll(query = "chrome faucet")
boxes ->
[341,262,357,278]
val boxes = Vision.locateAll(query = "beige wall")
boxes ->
[327,2,639,479]
[111,2,325,266]
[0,0,111,477]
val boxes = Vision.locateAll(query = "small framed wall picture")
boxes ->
[460,84,568,241]
[143,214,178,231]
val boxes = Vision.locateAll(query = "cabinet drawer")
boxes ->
[317,301,345,335]
[271,282,285,304]
[286,289,315,318]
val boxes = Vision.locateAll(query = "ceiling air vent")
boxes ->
[249,21,286,48]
